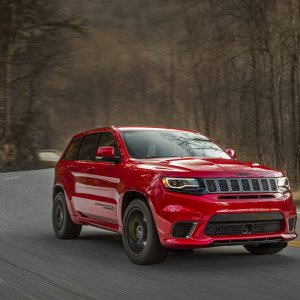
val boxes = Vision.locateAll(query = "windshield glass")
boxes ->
[120,130,231,159]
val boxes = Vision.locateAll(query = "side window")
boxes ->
[77,133,100,161]
[63,137,83,161]
[98,132,120,158]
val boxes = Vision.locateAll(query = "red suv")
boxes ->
[53,126,297,264]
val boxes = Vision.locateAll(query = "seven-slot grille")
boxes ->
[204,178,277,193]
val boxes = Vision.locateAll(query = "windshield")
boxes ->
[120,130,231,159]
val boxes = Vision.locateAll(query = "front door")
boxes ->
[84,131,121,225]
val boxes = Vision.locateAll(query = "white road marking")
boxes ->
[3,176,20,181]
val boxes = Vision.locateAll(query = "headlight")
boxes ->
[162,177,207,195]
[277,177,290,193]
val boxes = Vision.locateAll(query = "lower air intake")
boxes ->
[172,222,196,238]
[205,220,283,236]
[204,213,284,237]
[288,217,296,232]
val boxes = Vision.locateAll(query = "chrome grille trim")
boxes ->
[204,178,278,193]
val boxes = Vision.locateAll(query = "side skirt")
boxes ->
[77,216,121,233]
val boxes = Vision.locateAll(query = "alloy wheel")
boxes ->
[126,209,148,255]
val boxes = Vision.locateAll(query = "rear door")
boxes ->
[71,133,100,216]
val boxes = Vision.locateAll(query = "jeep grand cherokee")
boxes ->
[53,127,297,264]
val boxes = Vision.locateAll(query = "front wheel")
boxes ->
[122,199,168,264]
[244,242,287,255]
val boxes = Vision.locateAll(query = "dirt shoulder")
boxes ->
[293,190,300,205]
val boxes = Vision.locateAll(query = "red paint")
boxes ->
[96,146,114,158]
[54,126,297,249]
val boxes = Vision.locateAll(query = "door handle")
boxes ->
[88,167,96,172]
[67,165,74,171]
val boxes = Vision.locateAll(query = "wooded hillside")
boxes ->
[0,0,299,186]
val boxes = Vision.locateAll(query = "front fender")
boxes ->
[118,173,164,231]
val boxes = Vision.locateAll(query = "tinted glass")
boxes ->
[77,133,99,161]
[63,137,82,160]
[120,130,230,159]
[98,132,120,158]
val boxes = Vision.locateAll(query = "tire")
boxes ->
[52,192,82,239]
[122,199,168,265]
[244,242,287,255]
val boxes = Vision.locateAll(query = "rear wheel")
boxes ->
[244,242,287,255]
[52,192,82,239]
[122,199,168,264]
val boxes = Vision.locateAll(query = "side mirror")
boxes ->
[96,146,119,162]
[226,148,237,159]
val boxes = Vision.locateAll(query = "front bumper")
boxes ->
[153,190,297,249]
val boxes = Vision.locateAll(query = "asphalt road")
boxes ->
[0,169,299,300]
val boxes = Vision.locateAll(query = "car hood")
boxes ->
[132,157,283,178]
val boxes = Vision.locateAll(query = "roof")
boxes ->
[72,126,201,139]
[116,126,199,133]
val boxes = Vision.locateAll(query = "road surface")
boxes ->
[0,169,299,300]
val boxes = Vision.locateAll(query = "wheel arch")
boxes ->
[52,184,81,224]
[120,189,164,234]
[121,190,149,220]
[53,184,65,200]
